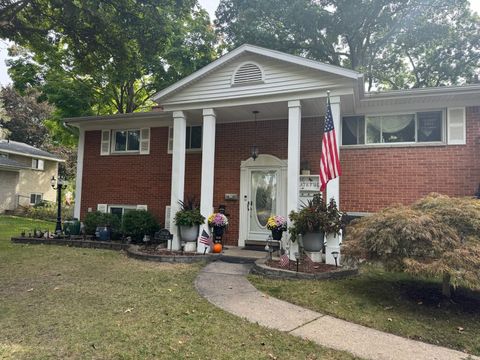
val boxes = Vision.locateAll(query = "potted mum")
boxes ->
[266,215,287,240]
[208,212,229,237]
[289,194,345,252]
[174,197,205,242]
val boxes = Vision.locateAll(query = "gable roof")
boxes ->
[153,44,362,103]
[0,140,64,162]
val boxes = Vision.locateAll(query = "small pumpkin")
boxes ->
[212,243,223,253]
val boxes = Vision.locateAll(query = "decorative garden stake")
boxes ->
[294,252,300,272]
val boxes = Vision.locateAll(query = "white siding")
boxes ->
[161,54,352,105]
[0,171,19,212]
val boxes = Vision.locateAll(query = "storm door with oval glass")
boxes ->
[247,169,281,241]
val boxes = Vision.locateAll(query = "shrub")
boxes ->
[26,201,74,221]
[83,211,121,235]
[122,210,160,242]
[343,194,480,298]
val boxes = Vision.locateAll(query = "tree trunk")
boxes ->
[442,273,451,299]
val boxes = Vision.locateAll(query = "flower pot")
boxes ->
[95,226,111,241]
[302,232,324,252]
[271,228,283,241]
[213,226,225,237]
[179,225,199,242]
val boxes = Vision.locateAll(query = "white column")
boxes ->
[170,111,187,250]
[287,100,301,259]
[325,96,342,265]
[198,108,216,253]
[74,127,85,220]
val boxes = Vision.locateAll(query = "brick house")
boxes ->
[65,44,480,263]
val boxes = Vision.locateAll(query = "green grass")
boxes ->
[0,216,358,360]
[250,265,480,356]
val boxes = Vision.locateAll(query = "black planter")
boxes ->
[271,228,283,240]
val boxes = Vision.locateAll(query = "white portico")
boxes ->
[153,44,362,264]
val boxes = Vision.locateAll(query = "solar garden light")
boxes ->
[50,176,68,234]
[294,252,300,272]
[331,251,339,267]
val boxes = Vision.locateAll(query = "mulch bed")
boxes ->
[266,259,338,273]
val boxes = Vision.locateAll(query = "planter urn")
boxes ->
[302,232,325,252]
[179,225,200,242]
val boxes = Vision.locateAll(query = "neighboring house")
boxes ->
[65,44,480,262]
[0,140,64,213]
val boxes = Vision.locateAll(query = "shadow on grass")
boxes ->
[334,269,480,314]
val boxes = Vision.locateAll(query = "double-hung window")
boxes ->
[114,129,140,153]
[30,193,42,205]
[168,125,202,153]
[342,111,444,146]
[32,158,45,170]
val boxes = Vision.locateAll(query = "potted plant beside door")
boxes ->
[288,194,345,252]
[174,197,205,242]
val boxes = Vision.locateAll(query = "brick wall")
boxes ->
[80,107,479,244]
[80,118,323,245]
[340,106,480,212]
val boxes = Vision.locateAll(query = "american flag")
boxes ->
[199,228,212,246]
[320,97,342,191]
[279,253,290,268]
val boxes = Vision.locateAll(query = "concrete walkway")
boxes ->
[195,261,478,360]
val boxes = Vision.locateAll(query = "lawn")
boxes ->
[0,216,357,360]
[250,265,480,356]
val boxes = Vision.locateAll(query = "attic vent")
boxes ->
[232,62,264,85]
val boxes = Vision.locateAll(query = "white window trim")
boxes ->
[167,125,203,154]
[30,193,43,205]
[111,129,141,154]
[341,109,446,147]
[31,158,45,170]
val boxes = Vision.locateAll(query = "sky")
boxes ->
[1,0,479,87]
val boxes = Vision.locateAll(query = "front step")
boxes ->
[218,246,268,264]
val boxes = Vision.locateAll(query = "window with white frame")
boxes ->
[342,111,444,145]
[30,193,42,205]
[113,129,140,152]
[31,158,45,170]
[168,125,202,153]
[108,205,137,218]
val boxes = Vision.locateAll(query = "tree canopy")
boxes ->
[215,0,480,90]
[2,0,217,115]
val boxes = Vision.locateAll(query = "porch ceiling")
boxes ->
[183,95,355,124]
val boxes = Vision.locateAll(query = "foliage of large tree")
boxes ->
[1,0,217,115]
[0,86,51,147]
[343,194,480,299]
[0,85,77,178]
[215,0,480,89]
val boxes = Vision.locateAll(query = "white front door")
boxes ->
[247,169,281,240]
[239,155,287,246]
